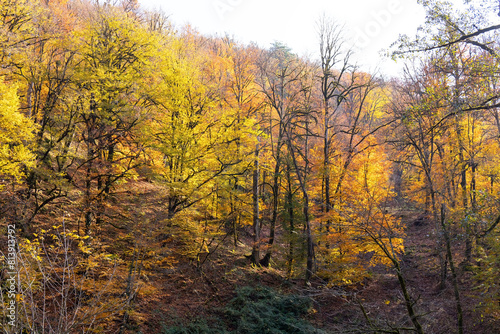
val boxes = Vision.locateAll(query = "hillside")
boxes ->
[1,0,500,333]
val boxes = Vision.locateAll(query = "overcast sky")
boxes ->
[136,0,450,77]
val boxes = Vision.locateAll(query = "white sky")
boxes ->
[136,0,458,77]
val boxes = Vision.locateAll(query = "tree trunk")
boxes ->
[441,204,464,334]
[85,144,93,236]
[304,192,314,283]
[251,145,260,265]
[286,163,295,277]
[261,129,283,267]
[284,120,314,283]
[323,102,332,247]
[395,262,425,334]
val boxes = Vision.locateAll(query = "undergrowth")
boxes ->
[161,286,326,334]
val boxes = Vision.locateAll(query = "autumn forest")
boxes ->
[1,0,500,333]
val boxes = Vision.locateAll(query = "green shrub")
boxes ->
[161,286,326,334]
[224,286,324,334]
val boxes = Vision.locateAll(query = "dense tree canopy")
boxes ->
[1,0,500,333]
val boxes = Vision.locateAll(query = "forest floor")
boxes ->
[16,180,499,333]
[117,196,500,334]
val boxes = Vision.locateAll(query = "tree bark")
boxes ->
[441,204,464,334]
[251,145,260,265]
